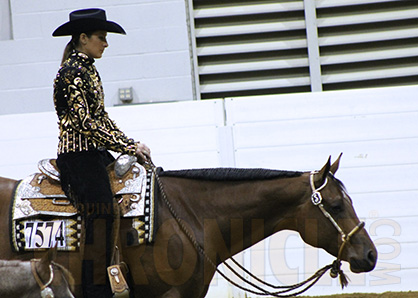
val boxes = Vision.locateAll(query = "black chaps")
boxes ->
[57,149,116,298]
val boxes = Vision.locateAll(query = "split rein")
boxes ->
[148,160,365,297]
[30,259,55,298]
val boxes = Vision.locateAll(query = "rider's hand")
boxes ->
[135,142,151,163]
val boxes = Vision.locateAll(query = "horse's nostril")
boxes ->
[368,250,377,264]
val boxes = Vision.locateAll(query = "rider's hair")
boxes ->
[61,32,93,65]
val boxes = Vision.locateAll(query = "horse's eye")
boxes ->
[330,203,343,213]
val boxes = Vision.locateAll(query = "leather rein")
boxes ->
[30,259,55,298]
[149,160,365,297]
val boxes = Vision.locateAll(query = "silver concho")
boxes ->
[40,287,54,298]
[311,192,323,205]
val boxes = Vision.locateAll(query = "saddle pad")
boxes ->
[11,216,81,252]
[10,164,157,252]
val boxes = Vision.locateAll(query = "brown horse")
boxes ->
[0,247,75,298]
[0,155,377,298]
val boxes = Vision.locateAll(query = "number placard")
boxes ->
[24,220,66,249]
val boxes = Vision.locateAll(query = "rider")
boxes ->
[52,8,150,297]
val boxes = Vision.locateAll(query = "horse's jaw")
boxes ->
[318,236,377,274]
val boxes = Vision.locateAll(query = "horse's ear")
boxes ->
[330,153,343,175]
[40,246,57,266]
[316,156,331,185]
[37,246,57,276]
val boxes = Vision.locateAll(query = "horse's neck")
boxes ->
[179,175,307,260]
[210,177,304,224]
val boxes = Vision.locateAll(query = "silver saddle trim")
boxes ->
[116,162,147,217]
[13,174,77,220]
[15,155,148,220]
[37,154,137,182]
[38,159,60,182]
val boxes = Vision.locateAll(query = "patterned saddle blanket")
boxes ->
[10,155,156,252]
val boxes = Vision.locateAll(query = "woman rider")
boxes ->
[52,8,150,297]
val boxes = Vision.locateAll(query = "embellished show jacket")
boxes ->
[54,50,137,155]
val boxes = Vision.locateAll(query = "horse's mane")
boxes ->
[159,167,304,181]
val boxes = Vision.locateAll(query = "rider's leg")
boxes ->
[57,150,115,298]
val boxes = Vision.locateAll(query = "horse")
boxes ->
[0,247,75,298]
[0,155,377,298]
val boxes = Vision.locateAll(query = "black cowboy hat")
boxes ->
[52,8,126,36]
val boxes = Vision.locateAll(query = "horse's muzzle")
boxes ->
[349,248,377,273]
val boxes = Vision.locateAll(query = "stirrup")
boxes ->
[108,264,130,298]
[108,246,130,298]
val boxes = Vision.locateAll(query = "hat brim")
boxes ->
[52,18,126,36]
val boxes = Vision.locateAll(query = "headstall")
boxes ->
[310,171,365,277]
[30,259,55,298]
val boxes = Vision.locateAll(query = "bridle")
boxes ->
[310,171,365,278]
[30,259,55,298]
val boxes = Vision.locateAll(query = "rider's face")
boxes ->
[79,31,108,59]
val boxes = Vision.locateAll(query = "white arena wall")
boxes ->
[0,85,417,297]
[0,0,195,115]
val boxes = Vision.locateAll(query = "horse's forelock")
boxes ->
[329,174,347,192]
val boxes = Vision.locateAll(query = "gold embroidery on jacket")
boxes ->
[54,51,137,155]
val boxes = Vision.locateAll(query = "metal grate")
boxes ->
[190,0,418,99]
[317,0,418,91]
[192,0,310,99]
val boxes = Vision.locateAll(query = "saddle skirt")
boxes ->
[10,154,156,252]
